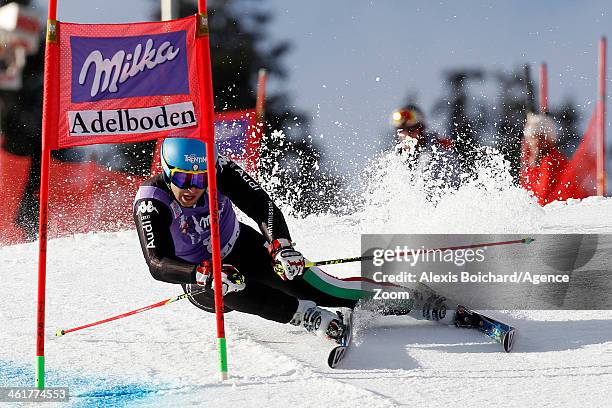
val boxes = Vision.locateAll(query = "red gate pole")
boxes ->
[197,0,229,380]
[251,68,268,175]
[36,0,59,390]
[597,37,607,196]
[539,62,548,114]
[255,68,268,122]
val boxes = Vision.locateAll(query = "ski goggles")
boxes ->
[168,167,208,189]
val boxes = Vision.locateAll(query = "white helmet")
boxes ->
[523,112,558,143]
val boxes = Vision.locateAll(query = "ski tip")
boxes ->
[327,308,354,368]
[328,346,347,368]
[503,329,516,352]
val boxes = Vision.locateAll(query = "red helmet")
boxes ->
[391,105,425,130]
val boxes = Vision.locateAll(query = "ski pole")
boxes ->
[305,237,535,268]
[56,287,208,337]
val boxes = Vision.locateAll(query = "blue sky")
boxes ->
[33,0,612,176]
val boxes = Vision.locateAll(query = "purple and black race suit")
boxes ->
[133,155,291,284]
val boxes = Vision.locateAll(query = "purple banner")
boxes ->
[71,31,189,103]
[215,118,249,155]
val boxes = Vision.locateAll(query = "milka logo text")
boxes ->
[79,39,180,98]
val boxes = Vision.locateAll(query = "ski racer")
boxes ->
[133,137,356,341]
[391,105,461,190]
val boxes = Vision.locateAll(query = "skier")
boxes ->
[391,105,461,191]
[133,137,356,341]
[519,112,587,205]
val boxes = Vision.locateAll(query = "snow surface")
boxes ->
[2,158,612,407]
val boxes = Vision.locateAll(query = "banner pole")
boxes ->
[161,0,178,21]
[539,62,548,114]
[197,0,229,380]
[35,38,50,393]
[48,0,57,20]
[598,36,607,196]
[35,0,58,390]
[35,147,50,390]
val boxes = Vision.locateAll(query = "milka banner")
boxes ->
[46,16,210,149]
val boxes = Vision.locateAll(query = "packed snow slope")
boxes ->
[2,155,612,407]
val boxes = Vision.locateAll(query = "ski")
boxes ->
[454,305,516,352]
[327,308,354,368]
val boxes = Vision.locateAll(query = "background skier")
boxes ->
[391,104,461,191]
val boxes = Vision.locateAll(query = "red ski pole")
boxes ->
[56,288,208,337]
[305,237,535,268]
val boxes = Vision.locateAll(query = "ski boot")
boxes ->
[291,300,346,343]
[454,305,484,328]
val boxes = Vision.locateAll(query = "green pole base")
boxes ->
[217,337,228,380]
[36,355,45,389]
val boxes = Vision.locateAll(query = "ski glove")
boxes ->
[196,260,246,296]
[268,238,305,281]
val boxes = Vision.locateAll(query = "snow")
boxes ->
[1,159,612,407]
